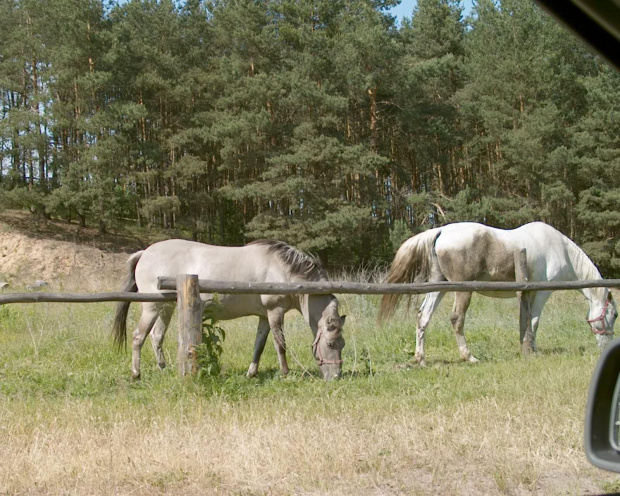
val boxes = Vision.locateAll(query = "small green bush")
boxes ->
[196,316,226,378]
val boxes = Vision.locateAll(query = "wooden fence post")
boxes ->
[177,274,203,377]
[514,249,535,354]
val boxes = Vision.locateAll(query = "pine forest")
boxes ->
[1,0,620,271]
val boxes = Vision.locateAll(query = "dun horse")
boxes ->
[113,240,346,380]
[379,222,617,365]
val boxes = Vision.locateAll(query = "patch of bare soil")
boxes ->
[0,210,145,291]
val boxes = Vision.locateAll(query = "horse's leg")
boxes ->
[415,291,446,366]
[268,309,289,376]
[150,303,174,370]
[524,291,552,353]
[132,303,160,381]
[518,292,535,348]
[450,292,477,362]
[247,317,270,379]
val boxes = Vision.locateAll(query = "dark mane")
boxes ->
[247,240,326,280]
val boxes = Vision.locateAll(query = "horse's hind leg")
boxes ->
[150,303,174,370]
[268,309,289,376]
[132,303,160,380]
[450,292,477,362]
[523,291,551,353]
[247,317,270,378]
[415,291,446,366]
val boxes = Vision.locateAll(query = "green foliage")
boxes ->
[388,219,411,253]
[196,316,226,378]
[1,0,620,271]
[0,187,47,215]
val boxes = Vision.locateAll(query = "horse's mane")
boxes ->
[247,240,326,280]
[561,233,609,304]
[561,235,602,281]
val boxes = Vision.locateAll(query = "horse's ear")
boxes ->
[340,315,346,326]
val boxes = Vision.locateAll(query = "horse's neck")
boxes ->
[582,285,607,310]
[564,238,606,304]
[298,294,336,335]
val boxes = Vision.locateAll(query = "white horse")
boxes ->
[379,222,617,365]
[113,240,346,380]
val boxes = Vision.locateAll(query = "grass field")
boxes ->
[1,289,619,495]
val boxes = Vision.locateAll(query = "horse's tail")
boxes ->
[112,250,144,350]
[378,229,441,324]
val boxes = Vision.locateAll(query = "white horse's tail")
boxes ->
[378,229,441,324]
[112,250,144,350]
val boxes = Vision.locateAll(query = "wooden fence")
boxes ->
[2,249,620,376]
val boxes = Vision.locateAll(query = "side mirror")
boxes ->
[585,337,620,472]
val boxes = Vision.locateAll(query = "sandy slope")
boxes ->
[0,210,144,291]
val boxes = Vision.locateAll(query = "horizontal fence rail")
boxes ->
[3,279,620,306]
[157,277,620,295]
[0,292,177,305]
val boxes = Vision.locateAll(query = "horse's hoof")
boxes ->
[131,372,141,382]
[414,354,426,367]
[467,355,479,363]
[247,363,258,379]
[521,345,536,355]
[157,363,166,371]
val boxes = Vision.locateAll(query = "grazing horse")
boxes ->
[378,222,617,365]
[113,240,346,380]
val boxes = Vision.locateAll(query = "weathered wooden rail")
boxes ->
[3,279,620,306]
[157,277,620,294]
[0,292,177,304]
[3,278,620,306]
[1,249,618,375]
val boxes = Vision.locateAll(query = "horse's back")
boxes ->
[434,223,517,282]
[510,222,578,280]
[434,222,574,286]
[134,240,277,292]
[133,240,295,319]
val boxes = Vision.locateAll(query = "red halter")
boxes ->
[587,296,614,336]
[312,328,343,366]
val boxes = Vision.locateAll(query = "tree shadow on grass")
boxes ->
[537,346,568,356]
[224,366,322,383]
[391,357,476,369]
[536,345,587,356]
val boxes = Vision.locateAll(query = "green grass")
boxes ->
[0,291,619,494]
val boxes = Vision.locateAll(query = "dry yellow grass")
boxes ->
[0,384,610,495]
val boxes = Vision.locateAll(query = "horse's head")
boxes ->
[313,311,346,381]
[587,290,618,348]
